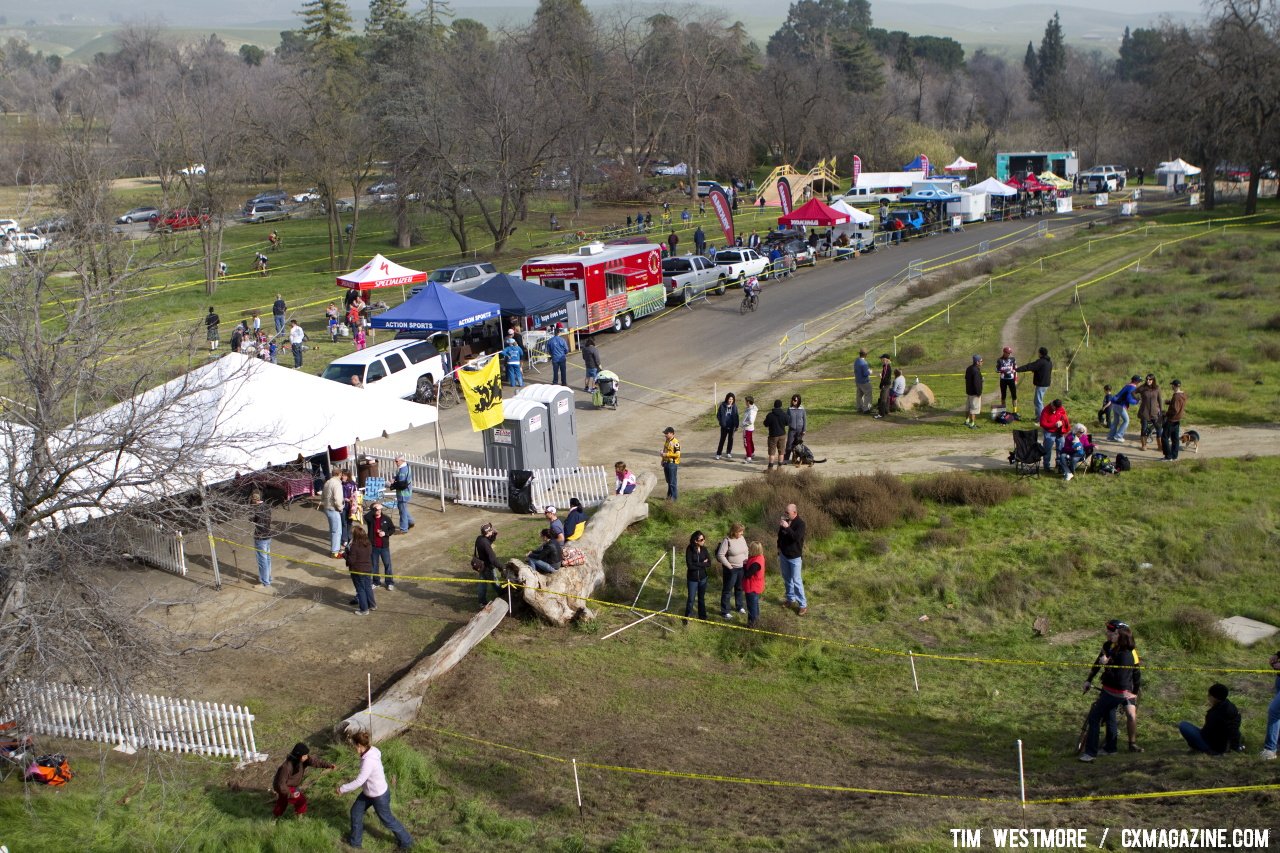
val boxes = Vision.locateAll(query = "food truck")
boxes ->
[521,242,665,334]
[995,150,1078,182]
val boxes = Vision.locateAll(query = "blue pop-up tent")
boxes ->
[370,282,501,332]
[463,274,573,328]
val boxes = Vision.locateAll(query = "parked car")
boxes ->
[410,262,498,296]
[712,247,769,285]
[321,338,446,401]
[696,180,726,198]
[890,209,926,234]
[1080,165,1126,192]
[292,188,321,203]
[661,254,722,304]
[241,203,290,223]
[117,206,159,225]
[245,190,288,209]
[0,219,20,234]
[8,232,49,252]
[153,209,210,231]
[765,238,815,267]
[368,181,398,196]
[178,164,206,176]
[30,216,71,235]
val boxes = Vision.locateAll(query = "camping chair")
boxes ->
[1007,429,1044,478]
[362,476,388,502]
[0,721,36,781]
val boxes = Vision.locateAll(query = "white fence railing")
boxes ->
[129,524,188,576]
[530,466,611,510]
[353,445,460,500]
[4,678,267,764]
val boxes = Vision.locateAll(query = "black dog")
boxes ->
[790,440,826,466]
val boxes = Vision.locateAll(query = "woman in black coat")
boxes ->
[715,393,740,460]
[344,525,376,615]
[684,530,711,622]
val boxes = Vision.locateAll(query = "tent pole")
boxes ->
[197,474,222,590]
[435,396,446,513]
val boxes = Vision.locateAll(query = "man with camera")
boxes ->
[777,504,807,616]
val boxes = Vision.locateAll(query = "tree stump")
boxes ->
[505,471,657,626]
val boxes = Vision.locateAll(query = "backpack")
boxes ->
[1115,453,1131,472]
[1088,452,1109,473]
[995,411,1019,425]
[26,754,72,786]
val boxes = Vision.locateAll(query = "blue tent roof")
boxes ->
[903,155,927,171]
[464,274,573,316]
[900,187,961,202]
[370,282,500,332]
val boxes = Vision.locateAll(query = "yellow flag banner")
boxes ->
[457,354,504,432]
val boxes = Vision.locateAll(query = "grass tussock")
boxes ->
[1261,313,1280,331]
[1143,606,1232,654]
[821,472,923,530]
[911,472,1024,506]
[1257,341,1280,361]
[1207,353,1241,373]
[1201,380,1245,401]
[920,527,968,549]
[897,342,927,365]
[906,276,951,300]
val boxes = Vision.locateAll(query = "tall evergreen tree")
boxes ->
[1034,12,1066,93]
[1023,40,1037,80]
[298,0,356,61]
[366,0,408,37]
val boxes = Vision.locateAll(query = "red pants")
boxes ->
[743,431,755,458]
[273,787,308,817]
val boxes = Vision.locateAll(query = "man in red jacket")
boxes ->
[1039,398,1071,474]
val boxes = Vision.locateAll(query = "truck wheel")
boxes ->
[612,314,625,333]
[621,312,634,330]
[682,286,692,305]
[715,276,727,296]
[736,273,746,289]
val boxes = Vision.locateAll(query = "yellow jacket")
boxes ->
[661,435,681,465]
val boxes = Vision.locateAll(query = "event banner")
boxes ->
[777,177,793,215]
[707,185,735,247]
[851,155,862,187]
[920,154,930,176]
[457,354,504,432]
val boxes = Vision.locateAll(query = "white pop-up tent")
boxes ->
[1155,159,1201,188]
[969,177,1018,197]
[944,156,978,171]
[337,254,428,292]
[828,198,875,245]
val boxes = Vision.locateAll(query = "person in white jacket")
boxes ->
[336,729,413,849]
[741,396,758,463]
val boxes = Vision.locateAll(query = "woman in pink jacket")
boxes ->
[337,729,413,848]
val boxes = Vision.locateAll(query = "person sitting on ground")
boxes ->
[272,741,334,818]
[614,461,637,495]
[564,498,587,541]
[1179,683,1243,755]
[526,528,563,574]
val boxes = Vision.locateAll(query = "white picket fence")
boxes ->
[353,443,611,512]
[129,524,188,576]
[4,678,267,763]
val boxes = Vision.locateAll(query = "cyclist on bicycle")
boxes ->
[743,275,761,310]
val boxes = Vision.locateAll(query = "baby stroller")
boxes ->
[594,369,619,409]
[1007,429,1044,478]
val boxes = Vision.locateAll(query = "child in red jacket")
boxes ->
[742,541,766,628]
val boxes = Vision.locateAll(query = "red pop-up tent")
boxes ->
[777,198,850,228]
[336,254,428,291]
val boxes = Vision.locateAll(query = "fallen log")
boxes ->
[505,471,657,626]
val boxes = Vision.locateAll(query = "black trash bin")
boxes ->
[508,470,536,514]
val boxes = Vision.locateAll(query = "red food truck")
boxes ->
[521,242,665,334]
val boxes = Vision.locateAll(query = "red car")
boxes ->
[153,208,210,231]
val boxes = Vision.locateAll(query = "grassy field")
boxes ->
[4,457,1279,850]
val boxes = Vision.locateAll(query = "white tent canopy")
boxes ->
[1156,158,1201,176]
[337,254,427,290]
[970,177,1019,197]
[828,198,875,225]
[945,156,978,171]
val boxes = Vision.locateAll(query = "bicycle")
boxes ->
[739,283,759,314]
[415,375,461,409]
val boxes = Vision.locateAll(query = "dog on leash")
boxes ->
[1181,429,1201,453]
[790,439,826,466]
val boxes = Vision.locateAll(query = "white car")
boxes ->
[0,219,20,235]
[178,164,207,176]
[293,188,321,203]
[8,232,49,253]
[713,247,769,286]
[321,338,446,401]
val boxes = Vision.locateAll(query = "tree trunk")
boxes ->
[505,472,657,626]
[396,196,411,249]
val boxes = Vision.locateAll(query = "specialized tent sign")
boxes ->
[337,254,427,290]
[945,157,978,171]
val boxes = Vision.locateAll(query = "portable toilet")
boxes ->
[483,398,552,471]
[514,384,579,468]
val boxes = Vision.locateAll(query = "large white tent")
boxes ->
[1155,159,1201,188]
[970,177,1018,197]
[828,198,875,225]
[337,254,428,291]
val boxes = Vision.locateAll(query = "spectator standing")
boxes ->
[661,426,681,500]
[741,395,758,463]
[1109,375,1141,443]
[230,322,245,355]
[205,306,220,351]
[474,522,501,607]
[344,526,375,614]
[764,399,788,470]
[693,225,706,256]
[581,337,602,393]
[614,460,637,494]
[272,742,334,818]
[684,530,711,623]
[251,311,262,334]
[1080,624,1139,761]
[250,491,274,588]
[853,349,872,413]
[321,471,344,558]
[1016,347,1053,418]
[667,231,679,256]
[272,294,286,335]
[363,503,396,590]
[777,504,807,616]
[964,355,984,429]
[715,392,740,460]
[337,730,414,849]
[715,523,748,619]
[1136,374,1163,452]
[1099,384,1115,435]
[875,354,893,419]
[1084,619,1142,751]
[1178,684,1242,755]
[546,327,569,387]
[1039,399,1071,474]
[785,394,807,460]
[996,346,1018,412]
[288,320,306,369]
[503,336,525,387]
[340,470,357,548]
[392,454,414,533]
[741,541,766,628]
[1259,651,1280,760]
[1161,380,1187,461]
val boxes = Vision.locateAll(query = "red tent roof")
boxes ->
[336,254,428,290]
[777,198,850,228]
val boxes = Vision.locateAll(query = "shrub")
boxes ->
[868,536,891,555]
[912,472,1019,506]
[906,276,950,300]
[1257,342,1280,361]
[897,342,927,365]
[1201,380,1244,401]
[920,527,968,549]
[1207,353,1241,373]
[1228,245,1258,262]
[1143,606,1230,653]
[1261,314,1280,331]
[822,472,923,530]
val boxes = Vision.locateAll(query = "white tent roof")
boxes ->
[337,254,427,289]
[828,198,875,225]
[1157,158,1201,176]
[970,177,1019,197]
[945,157,978,170]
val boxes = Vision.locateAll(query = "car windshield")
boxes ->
[321,364,363,384]
[428,269,457,282]
[716,251,742,263]
[662,259,692,273]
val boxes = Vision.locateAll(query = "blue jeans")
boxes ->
[778,554,805,608]
[1161,420,1182,460]
[254,538,272,585]
[351,571,375,612]
[325,509,343,554]
[745,592,760,624]
[507,364,524,386]
[720,567,744,616]
[349,790,412,848]
[1264,689,1280,752]
[1084,690,1126,756]
[585,367,599,390]
[1059,452,1082,477]
[274,315,285,334]
[478,567,497,605]
[528,557,558,574]
[1033,386,1047,418]
[662,462,678,500]
[1042,432,1064,472]
[1179,721,1214,753]
[371,546,392,584]
[552,359,567,387]
[341,509,353,547]
[291,342,303,368]
[396,494,413,533]
[1110,406,1130,441]
[685,578,707,619]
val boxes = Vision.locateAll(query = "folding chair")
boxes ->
[1007,429,1044,478]
[362,475,388,503]
[0,721,36,782]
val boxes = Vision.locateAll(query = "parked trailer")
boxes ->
[522,242,665,334]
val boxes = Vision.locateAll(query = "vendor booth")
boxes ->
[777,198,850,228]
[945,156,978,173]
[371,282,502,368]
[970,177,1018,220]
[828,199,875,249]
[463,273,575,332]
[1155,159,1201,191]
[337,254,428,295]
